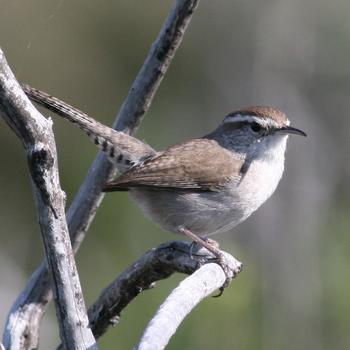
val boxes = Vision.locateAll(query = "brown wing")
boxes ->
[103,138,244,192]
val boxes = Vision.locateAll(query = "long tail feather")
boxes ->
[22,84,156,171]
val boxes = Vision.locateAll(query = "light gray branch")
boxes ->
[136,254,243,350]
[88,241,205,339]
[55,241,198,349]
[59,241,242,347]
[0,49,98,350]
[2,0,200,348]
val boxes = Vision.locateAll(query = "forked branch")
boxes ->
[58,241,242,349]
[2,0,201,348]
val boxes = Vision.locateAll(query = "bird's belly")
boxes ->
[129,157,284,236]
[129,188,249,236]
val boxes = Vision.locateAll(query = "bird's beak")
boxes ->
[278,126,307,137]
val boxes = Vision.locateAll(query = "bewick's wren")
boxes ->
[22,84,306,262]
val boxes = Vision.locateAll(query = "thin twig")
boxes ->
[2,0,200,348]
[0,48,98,350]
[136,255,242,350]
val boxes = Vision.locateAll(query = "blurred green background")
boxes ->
[1,0,350,349]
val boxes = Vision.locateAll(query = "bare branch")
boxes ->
[57,241,242,348]
[88,241,202,339]
[0,48,98,350]
[136,254,242,350]
[2,0,200,348]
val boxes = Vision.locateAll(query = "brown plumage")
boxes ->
[103,138,244,192]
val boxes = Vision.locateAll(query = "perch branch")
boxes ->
[136,253,242,350]
[2,0,200,348]
[0,49,98,350]
[57,241,242,348]
[88,241,203,339]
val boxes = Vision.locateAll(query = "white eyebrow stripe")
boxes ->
[224,114,261,124]
[224,114,287,128]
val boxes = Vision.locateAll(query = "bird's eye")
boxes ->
[250,122,262,133]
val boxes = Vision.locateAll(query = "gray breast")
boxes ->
[129,186,247,236]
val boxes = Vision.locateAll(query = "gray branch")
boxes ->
[0,49,98,350]
[136,253,242,350]
[88,241,206,340]
[2,0,200,348]
[59,241,242,348]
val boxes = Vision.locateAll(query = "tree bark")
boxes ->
[2,0,201,348]
[0,48,98,350]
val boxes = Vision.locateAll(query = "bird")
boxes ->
[22,84,307,267]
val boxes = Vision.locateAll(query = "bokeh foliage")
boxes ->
[1,1,350,349]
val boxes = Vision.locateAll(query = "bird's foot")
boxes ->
[179,227,243,294]
[188,237,219,260]
[212,251,243,296]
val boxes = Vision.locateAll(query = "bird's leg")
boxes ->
[178,227,223,259]
[178,226,242,294]
[188,237,219,261]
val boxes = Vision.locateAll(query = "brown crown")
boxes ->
[227,106,289,126]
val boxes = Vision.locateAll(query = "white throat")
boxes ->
[237,133,289,218]
[252,133,288,163]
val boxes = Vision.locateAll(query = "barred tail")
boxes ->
[22,84,106,134]
[22,84,156,171]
